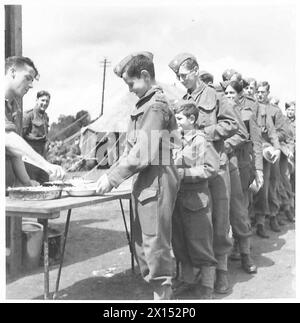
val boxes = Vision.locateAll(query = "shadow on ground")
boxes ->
[34,269,152,300]
[175,221,295,300]
[213,221,295,300]
[7,204,295,300]
[6,224,129,284]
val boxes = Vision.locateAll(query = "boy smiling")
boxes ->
[96,52,180,300]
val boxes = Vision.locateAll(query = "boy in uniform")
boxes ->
[253,82,281,237]
[172,100,218,299]
[96,52,180,300]
[168,53,238,294]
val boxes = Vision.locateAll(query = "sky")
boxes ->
[12,0,296,124]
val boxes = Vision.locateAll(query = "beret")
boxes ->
[168,53,197,74]
[285,101,296,109]
[244,77,257,84]
[270,96,280,106]
[220,80,230,91]
[199,70,214,83]
[222,68,238,81]
[113,51,154,77]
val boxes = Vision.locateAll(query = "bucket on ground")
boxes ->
[22,221,44,271]
[40,227,63,265]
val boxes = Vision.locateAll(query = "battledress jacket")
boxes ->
[182,81,239,167]
[257,102,280,151]
[267,104,291,157]
[238,95,263,172]
[107,85,180,201]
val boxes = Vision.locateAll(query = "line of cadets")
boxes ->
[168,54,296,299]
[96,51,295,300]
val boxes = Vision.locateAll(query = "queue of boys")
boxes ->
[5,52,296,300]
[96,51,295,300]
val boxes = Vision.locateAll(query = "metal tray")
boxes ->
[64,187,97,197]
[7,186,62,201]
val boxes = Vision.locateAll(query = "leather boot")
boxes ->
[277,215,286,226]
[241,254,257,274]
[172,281,195,297]
[256,223,269,238]
[285,210,295,223]
[214,270,231,294]
[270,217,281,232]
[198,286,213,300]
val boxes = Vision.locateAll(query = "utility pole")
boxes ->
[5,5,23,135]
[5,5,22,58]
[5,4,23,277]
[100,58,111,117]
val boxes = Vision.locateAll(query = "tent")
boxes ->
[79,83,184,168]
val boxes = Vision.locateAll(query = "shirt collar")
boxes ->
[136,85,162,109]
[33,105,47,119]
[182,129,198,144]
[184,80,206,101]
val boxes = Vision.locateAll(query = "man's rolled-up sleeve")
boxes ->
[5,117,17,133]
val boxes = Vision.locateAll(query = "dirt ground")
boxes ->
[6,171,296,301]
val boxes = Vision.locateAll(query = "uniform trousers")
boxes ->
[209,163,232,271]
[268,159,281,218]
[254,159,271,225]
[278,154,294,211]
[172,184,217,288]
[131,168,179,290]
[229,155,252,254]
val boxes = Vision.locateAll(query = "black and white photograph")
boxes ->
[2,0,297,304]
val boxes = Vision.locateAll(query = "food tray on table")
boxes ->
[7,186,63,201]
[42,180,74,188]
[64,185,97,197]
[63,179,97,197]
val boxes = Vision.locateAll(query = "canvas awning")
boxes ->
[82,83,185,133]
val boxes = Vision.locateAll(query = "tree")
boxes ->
[75,110,91,127]
[48,110,91,141]
[48,114,76,141]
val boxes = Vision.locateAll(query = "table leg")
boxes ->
[53,209,72,300]
[8,216,22,277]
[119,199,132,256]
[40,219,49,300]
[129,198,135,274]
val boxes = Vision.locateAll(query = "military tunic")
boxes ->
[222,100,254,254]
[253,102,281,224]
[23,107,50,183]
[286,118,295,194]
[267,104,289,218]
[172,130,218,277]
[182,82,239,269]
[107,86,180,287]
[5,100,21,188]
[235,96,263,226]
[278,116,295,211]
